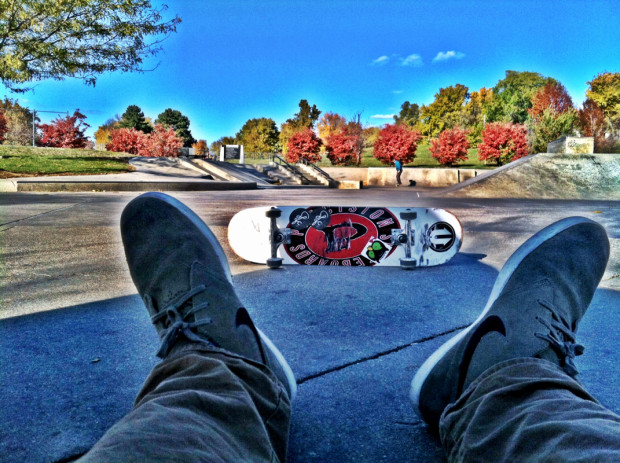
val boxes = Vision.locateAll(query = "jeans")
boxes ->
[79,343,291,463]
[440,358,620,462]
[81,348,620,462]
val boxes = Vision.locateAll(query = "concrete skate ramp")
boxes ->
[443,153,620,199]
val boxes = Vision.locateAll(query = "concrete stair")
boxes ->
[295,163,331,186]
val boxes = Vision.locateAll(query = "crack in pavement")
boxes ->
[297,324,469,384]
[0,204,81,231]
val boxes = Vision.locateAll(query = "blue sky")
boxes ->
[4,0,620,143]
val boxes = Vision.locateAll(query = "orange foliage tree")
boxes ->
[37,109,90,148]
[285,128,322,163]
[429,126,471,167]
[325,132,359,166]
[0,111,7,143]
[528,82,575,121]
[372,124,422,165]
[144,125,183,157]
[106,125,182,157]
[192,139,208,157]
[478,122,529,165]
[106,128,146,154]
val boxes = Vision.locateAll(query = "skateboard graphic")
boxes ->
[228,206,463,269]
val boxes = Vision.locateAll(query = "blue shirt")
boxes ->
[394,160,402,171]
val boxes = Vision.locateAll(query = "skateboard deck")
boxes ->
[228,206,463,269]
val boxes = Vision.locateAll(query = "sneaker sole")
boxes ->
[409,216,600,415]
[132,193,297,401]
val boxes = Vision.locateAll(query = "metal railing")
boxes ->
[299,157,334,183]
[272,155,312,184]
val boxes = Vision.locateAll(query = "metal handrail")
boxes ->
[299,157,334,182]
[272,155,312,184]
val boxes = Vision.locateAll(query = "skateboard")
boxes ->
[228,206,463,269]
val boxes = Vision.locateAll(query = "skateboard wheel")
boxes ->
[400,210,417,221]
[267,258,283,268]
[266,207,281,218]
[400,258,417,269]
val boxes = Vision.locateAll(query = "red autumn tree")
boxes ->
[0,111,8,143]
[143,124,183,157]
[429,126,471,167]
[106,128,147,155]
[373,123,422,165]
[579,98,606,145]
[478,122,529,165]
[285,128,323,163]
[325,132,360,166]
[528,82,575,121]
[37,109,90,148]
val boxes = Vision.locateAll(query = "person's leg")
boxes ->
[396,169,402,186]
[80,192,296,463]
[440,358,620,462]
[410,217,620,461]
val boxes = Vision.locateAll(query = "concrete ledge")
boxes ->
[322,166,481,187]
[15,180,257,192]
[335,180,363,189]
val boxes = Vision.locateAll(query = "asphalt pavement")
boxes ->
[0,185,619,462]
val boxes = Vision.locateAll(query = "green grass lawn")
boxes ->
[243,145,495,169]
[0,146,134,178]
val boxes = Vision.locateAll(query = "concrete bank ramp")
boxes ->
[443,153,620,200]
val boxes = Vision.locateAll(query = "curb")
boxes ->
[13,180,257,192]
[0,179,18,192]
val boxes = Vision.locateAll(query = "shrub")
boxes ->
[429,126,471,167]
[38,109,90,148]
[478,122,529,165]
[373,124,422,165]
[144,125,183,157]
[325,132,360,166]
[285,128,322,163]
[106,128,146,155]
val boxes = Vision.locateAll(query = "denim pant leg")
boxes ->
[79,344,291,463]
[440,358,620,463]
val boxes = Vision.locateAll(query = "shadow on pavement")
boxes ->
[1,253,618,463]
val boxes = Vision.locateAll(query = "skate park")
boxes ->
[1,152,619,462]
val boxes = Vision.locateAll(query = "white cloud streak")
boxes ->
[432,51,465,63]
[371,55,390,66]
[371,114,396,120]
[400,54,423,67]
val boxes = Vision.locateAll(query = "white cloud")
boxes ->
[392,90,404,94]
[432,51,465,63]
[400,54,423,67]
[371,55,390,66]
[371,114,396,120]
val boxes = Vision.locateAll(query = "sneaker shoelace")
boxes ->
[149,284,214,358]
[535,298,585,377]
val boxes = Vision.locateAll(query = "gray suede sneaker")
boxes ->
[410,217,609,431]
[121,192,296,400]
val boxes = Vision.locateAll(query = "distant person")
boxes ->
[394,159,403,187]
[80,193,620,462]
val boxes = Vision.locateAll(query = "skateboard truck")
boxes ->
[392,210,417,269]
[266,207,291,268]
